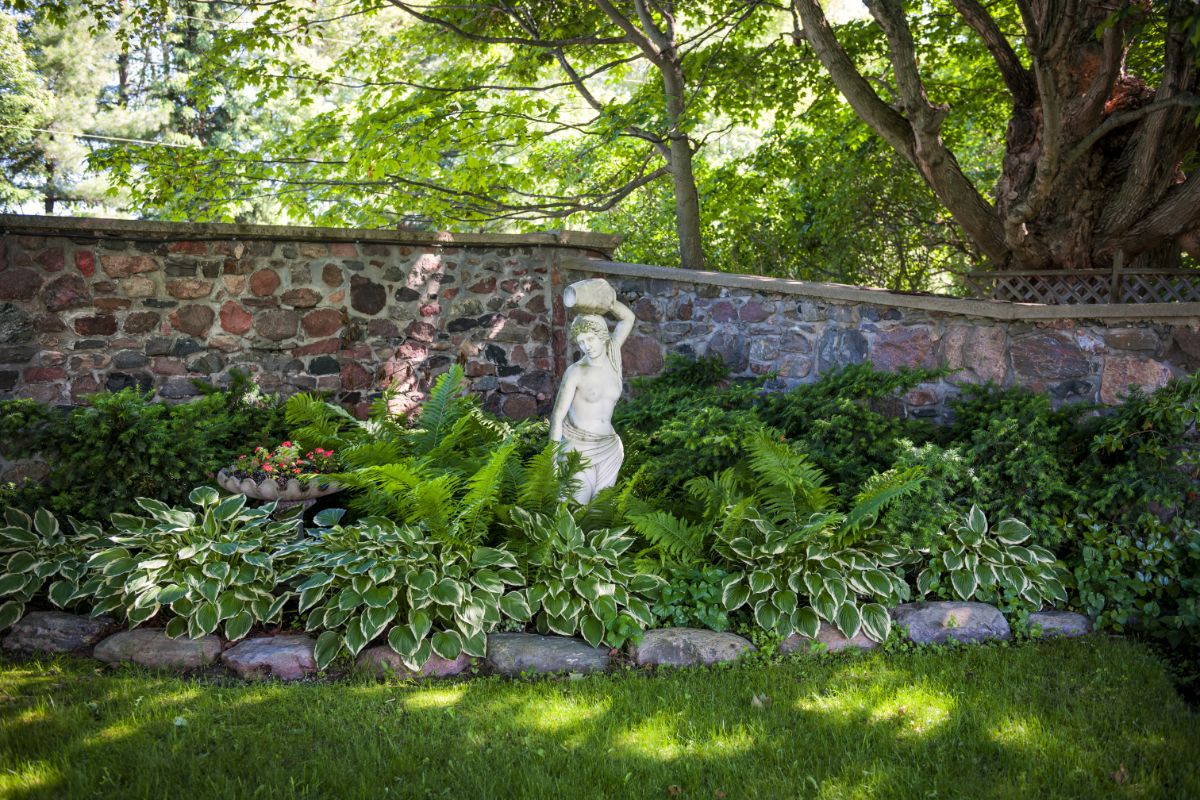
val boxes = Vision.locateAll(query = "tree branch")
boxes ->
[383,0,627,48]
[949,0,1034,102]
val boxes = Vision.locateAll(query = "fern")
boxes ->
[285,393,358,451]
[834,466,926,548]
[517,442,570,514]
[453,439,518,545]
[745,432,833,512]
[627,510,707,565]
[408,366,470,455]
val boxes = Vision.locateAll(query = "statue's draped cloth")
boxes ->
[561,420,623,503]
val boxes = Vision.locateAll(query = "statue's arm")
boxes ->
[608,297,635,350]
[548,366,579,442]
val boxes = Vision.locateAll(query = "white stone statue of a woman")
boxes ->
[549,279,635,504]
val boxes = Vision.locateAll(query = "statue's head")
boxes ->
[570,314,609,360]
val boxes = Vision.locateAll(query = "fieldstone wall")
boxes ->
[3,215,1199,431]
[0,216,618,419]
[561,261,1200,419]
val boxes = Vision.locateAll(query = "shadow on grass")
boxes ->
[0,637,1197,799]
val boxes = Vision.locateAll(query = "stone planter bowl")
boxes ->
[216,468,342,502]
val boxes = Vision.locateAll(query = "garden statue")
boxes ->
[549,278,635,504]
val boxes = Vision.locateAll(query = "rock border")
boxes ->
[0,603,1096,681]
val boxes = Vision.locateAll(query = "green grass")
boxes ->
[0,637,1196,800]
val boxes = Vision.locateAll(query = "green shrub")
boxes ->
[0,382,285,521]
[81,487,299,639]
[759,363,940,493]
[946,386,1083,547]
[877,440,978,550]
[283,510,525,670]
[915,505,1068,615]
[0,507,103,629]
[1068,512,1200,643]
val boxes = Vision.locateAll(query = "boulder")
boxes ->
[2,611,112,654]
[1027,610,1092,639]
[890,601,1011,645]
[780,622,878,655]
[485,633,609,675]
[355,646,471,679]
[93,629,221,670]
[632,627,754,667]
[221,635,317,681]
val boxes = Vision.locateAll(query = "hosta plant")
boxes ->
[715,513,910,644]
[0,507,104,629]
[508,507,662,649]
[283,510,524,670]
[82,487,300,640]
[915,505,1068,611]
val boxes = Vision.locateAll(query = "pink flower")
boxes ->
[262,464,274,472]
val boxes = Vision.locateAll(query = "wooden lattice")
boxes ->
[966,269,1200,304]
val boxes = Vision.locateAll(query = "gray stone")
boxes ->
[704,331,749,373]
[632,627,754,667]
[113,350,149,369]
[171,337,204,357]
[485,633,609,675]
[221,635,317,681]
[780,622,878,655]
[186,352,224,374]
[890,601,1011,644]
[160,376,199,398]
[1027,610,1091,639]
[93,628,221,670]
[355,646,471,679]
[3,611,112,653]
[818,327,868,370]
[0,304,33,344]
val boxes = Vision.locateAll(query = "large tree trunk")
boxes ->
[794,0,1200,272]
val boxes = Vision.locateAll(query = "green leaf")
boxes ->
[430,630,463,660]
[217,593,243,621]
[430,579,464,606]
[203,562,231,583]
[299,585,327,613]
[298,572,334,592]
[345,616,369,656]
[472,569,505,595]
[860,603,891,643]
[47,580,77,608]
[313,508,346,528]
[461,630,486,659]
[966,505,987,537]
[193,601,220,636]
[33,508,59,540]
[0,574,29,596]
[471,546,516,568]
[813,588,837,622]
[580,614,605,648]
[88,547,131,568]
[835,603,862,640]
[213,494,247,522]
[748,570,775,594]
[165,616,188,639]
[754,601,779,632]
[388,625,418,657]
[916,568,935,596]
[362,586,396,609]
[410,610,432,641]
[625,596,653,628]
[6,552,35,574]
[591,594,618,623]
[994,517,1032,545]
[862,569,893,598]
[793,607,820,639]
[189,486,220,507]
[950,569,978,601]
[628,573,666,595]
[157,584,188,605]
[314,630,342,670]
[721,578,750,611]
[225,611,254,641]
[500,591,531,621]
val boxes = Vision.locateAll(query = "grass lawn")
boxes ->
[0,636,1196,800]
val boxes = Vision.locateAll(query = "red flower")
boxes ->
[262,464,274,472]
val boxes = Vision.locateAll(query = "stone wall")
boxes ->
[0,216,618,419]
[561,261,1200,420]
[3,215,1199,428]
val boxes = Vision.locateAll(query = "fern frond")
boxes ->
[453,439,518,544]
[517,442,569,514]
[407,473,460,541]
[285,393,359,451]
[627,510,706,566]
[409,365,470,455]
[835,466,925,547]
[338,440,407,469]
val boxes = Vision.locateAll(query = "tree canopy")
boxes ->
[4,0,1198,288]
